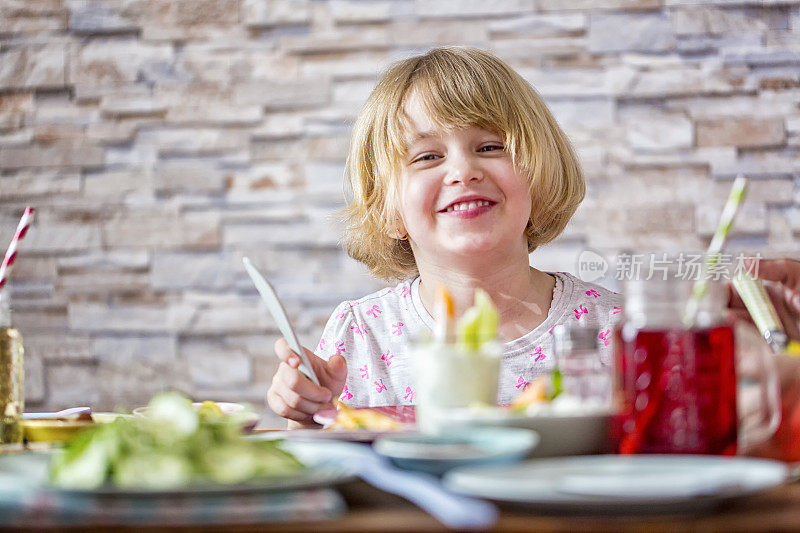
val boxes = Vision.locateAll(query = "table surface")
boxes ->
[11,473,800,533]
[10,407,800,533]
[272,479,800,533]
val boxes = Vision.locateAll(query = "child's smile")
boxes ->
[437,196,497,219]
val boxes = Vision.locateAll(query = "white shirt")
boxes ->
[314,272,623,406]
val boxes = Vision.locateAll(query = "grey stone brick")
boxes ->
[151,251,234,289]
[58,250,150,270]
[0,172,81,199]
[234,79,330,109]
[23,224,103,253]
[0,144,105,170]
[25,334,95,364]
[46,364,102,408]
[590,13,676,54]
[67,0,142,34]
[102,211,221,249]
[242,0,311,27]
[182,341,252,386]
[538,0,661,11]
[68,301,197,333]
[154,161,226,193]
[672,6,790,36]
[23,348,45,405]
[414,0,536,18]
[0,45,66,90]
[94,335,178,362]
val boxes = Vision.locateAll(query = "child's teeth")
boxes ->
[446,200,491,212]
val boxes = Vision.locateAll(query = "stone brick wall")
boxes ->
[0,0,798,428]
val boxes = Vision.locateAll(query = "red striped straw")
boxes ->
[0,207,35,290]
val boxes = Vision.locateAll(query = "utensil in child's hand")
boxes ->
[242,256,320,386]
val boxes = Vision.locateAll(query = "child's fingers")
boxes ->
[266,387,315,423]
[274,338,325,372]
[274,337,300,364]
[765,283,800,342]
[270,373,328,414]
[275,362,333,403]
[747,258,800,292]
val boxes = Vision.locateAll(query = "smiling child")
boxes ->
[267,47,621,427]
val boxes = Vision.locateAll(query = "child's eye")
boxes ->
[478,144,504,152]
[411,153,439,163]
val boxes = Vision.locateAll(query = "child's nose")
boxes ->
[444,154,484,185]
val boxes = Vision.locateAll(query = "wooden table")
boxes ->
[254,480,800,533]
[14,478,800,533]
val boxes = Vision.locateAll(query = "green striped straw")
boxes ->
[682,175,748,326]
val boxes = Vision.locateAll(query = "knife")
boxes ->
[242,257,321,386]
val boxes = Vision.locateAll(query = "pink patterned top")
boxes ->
[314,272,623,407]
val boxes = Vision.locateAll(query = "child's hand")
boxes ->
[267,338,348,429]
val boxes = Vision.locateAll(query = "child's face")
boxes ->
[396,93,532,266]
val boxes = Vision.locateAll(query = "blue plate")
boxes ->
[373,427,539,475]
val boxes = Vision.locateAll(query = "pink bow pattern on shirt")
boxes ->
[359,365,369,379]
[374,378,387,393]
[366,304,382,318]
[317,338,326,352]
[598,329,611,346]
[336,304,352,319]
[612,306,622,315]
[586,289,600,298]
[340,385,353,401]
[574,305,588,320]
[531,346,546,362]
[404,386,415,403]
[350,323,368,338]
[400,286,410,299]
[516,376,530,391]
[334,341,345,356]
[391,322,404,336]
[380,349,393,367]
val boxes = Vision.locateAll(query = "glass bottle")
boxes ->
[0,292,24,445]
[553,323,611,407]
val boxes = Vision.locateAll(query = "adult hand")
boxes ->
[728,258,800,342]
[267,338,348,429]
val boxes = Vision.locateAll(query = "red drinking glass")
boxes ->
[611,269,779,455]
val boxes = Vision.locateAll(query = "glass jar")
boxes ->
[613,272,779,455]
[0,292,24,445]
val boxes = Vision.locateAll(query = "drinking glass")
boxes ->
[612,272,780,455]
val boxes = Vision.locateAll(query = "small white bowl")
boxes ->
[441,406,611,458]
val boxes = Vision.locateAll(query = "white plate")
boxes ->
[442,407,611,457]
[443,455,788,514]
[0,441,356,497]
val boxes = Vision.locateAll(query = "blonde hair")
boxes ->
[341,46,585,281]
